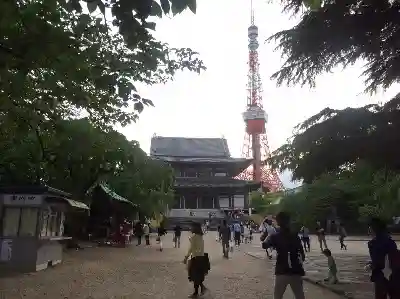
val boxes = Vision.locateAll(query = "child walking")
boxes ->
[173,224,182,248]
[323,249,338,284]
[157,225,166,251]
[338,224,347,250]
[143,223,150,245]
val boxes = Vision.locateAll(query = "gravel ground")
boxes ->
[245,233,377,299]
[0,233,343,299]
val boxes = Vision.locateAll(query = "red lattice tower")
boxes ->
[238,8,283,193]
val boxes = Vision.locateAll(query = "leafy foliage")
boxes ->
[63,0,328,46]
[268,0,400,230]
[270,0,400,92]
[250,191,282,215]
[0,118,174,214]
[107,158,175,215]
[62,0,199,46]
[276,163,400,231]
[269,94,400,183]
[1,0,205,129]
[249,191,265,211]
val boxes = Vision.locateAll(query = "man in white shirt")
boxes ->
[143,223,150,245]
[243,225,251,243]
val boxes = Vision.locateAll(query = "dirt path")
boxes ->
[0,232,343,299]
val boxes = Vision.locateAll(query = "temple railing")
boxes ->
[167,209,225,219]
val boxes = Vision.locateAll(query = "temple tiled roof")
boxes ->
[150,136,231,158]
[174,177,261,190]
[152,155,252,164]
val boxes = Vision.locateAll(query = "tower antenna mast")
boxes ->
[251,0,255,25]
[238,0,283,192]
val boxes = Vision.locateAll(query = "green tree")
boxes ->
[0,116,43,184]
[269,0,400,92]
[61,0,321,44]
[0,117,174,214]
[249,191,265,211]
[108,158,175,216]
[43,118,147,200]
[359,172,400,222]
[1,0,205,129]
[250,191,283,215]
[276,163,400,230]
[62,0,199,46]
[269,95,400,183]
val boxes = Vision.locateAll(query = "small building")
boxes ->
[87,184,138,239]
[0,185,89,275]
[150,136,260,226]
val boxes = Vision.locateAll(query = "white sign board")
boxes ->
[3,194,43,206]
[0,239,12,262]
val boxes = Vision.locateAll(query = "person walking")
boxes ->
[134,221,143,246]
[230,222,234,241]
[183,222,209,298]
[243,224,251,244]
[157,225,166,251]
[367,218,398,299]
[220,220,231,258]
[217,223,221,242]
[143,222,150,245]
[262,212,306,299]
[173,223,182,248]
[316,221,328,251]
[205,220,210,233]
[233,221,241,247]
[338,223,347,250]
[300,226,311,252]
[322,249,338,284]
[262,219,276,259]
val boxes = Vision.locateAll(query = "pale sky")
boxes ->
[118,0,399,188]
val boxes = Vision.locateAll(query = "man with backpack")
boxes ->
[261,212,305,299]
[367,218,399,299]
[262,219,277,259]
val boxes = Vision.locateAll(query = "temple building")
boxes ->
[150,136,260,224]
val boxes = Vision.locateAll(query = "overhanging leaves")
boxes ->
[0,117,174,212]
[269,94,400,182]
[269,0,400,92]
[0,0,205,129]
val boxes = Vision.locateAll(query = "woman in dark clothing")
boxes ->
[134,221,143,246]
[173,224,182,248]
[338,223,347,250]
[367,218,398,299]
[183,222,210,298]
[157,225,166,251]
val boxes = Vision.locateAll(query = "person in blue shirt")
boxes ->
[233,222,242,246]
[367,218,398,299]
